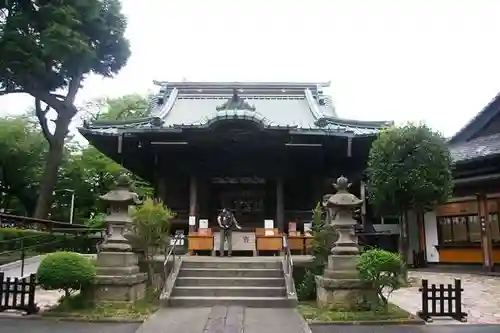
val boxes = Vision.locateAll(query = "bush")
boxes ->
[131,198,175,288]
[356,248,405,311]
[37,251,96,297]
[296,202,337,301]
[0,228,102,255]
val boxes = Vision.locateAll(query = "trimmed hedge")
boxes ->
[37,251,96,297]
[0,227,103,254]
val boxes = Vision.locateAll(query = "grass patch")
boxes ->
[44,290,160,321]
[298,301,413,322]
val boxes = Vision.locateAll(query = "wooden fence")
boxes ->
[0,272,38,314]
[417,278,467,322]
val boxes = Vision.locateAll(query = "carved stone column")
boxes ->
[94,174,147,302]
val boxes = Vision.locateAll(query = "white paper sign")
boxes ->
[264,229,275,236]
[304,223,312,233]
[264,219,274,229]
[188,216,196,226]
[199,219,209,229]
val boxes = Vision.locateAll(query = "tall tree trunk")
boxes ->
[33,113,72,219]
[399,210,410,262]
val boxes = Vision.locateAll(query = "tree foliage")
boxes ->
[357,248,405,311]
[131,198,175,287]
[0,0,131,218]
[0,94,153,222]
[366,123,453,261]
[367,123,453,215]
[51,94,153,222]
[0,115,47,214]
[296,202,337,301]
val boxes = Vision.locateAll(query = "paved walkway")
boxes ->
[391,271,500,324]
[0,317,141,333]
[135,306,311,333]
[0,255,44,278]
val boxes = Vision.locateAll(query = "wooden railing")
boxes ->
[0,213,90,232]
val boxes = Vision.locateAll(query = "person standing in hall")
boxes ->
[217,208,242,256]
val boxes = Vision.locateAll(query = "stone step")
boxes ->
[172,286,286,298]
[178,268,283,278]
[182,260,281,269]
[175,276,285,287]
[168,296,293,308]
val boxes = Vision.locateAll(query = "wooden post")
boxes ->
[416,209,427,267]
[276,177,284,232]
[156,177,166,202]
[477,193,493,272]
[189,175,197,232]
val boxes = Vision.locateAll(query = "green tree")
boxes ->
[0,0,131,218]
[51,94,153,222]
[0,115,47,215]
[366,123,453,261]
[96,94,151,120]
[131,198,175,287]
[296,202,337,300]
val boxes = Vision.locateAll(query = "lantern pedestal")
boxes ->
[315,255,372,311]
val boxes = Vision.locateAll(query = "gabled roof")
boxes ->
[449,132,500,163]
[448,93,500,145]
[80,81,392,137]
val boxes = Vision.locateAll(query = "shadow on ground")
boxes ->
[0,318,141,333]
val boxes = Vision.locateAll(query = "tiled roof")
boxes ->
[80,81,392,137]
[449,133,500,162]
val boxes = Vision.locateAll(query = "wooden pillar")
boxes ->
[477,193,493,272]
[189,175,198,232]
[276,177,284,232]
[416,209,427,267]
[156,177,166,202]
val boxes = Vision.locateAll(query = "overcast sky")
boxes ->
[1,0,500,138]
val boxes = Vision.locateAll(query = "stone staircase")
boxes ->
[167,259,294,307]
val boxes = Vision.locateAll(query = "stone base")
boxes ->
[96,251,140,275]
[315,254,374,311]
[93,273,148,302]
[315,276,373,311]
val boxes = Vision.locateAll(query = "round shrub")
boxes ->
[356,248,405,310]
[37,251,96,297]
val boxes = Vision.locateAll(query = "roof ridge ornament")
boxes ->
[216,89,256,112]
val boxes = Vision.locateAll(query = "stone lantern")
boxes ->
[99,174,140,252]
[94,174,147,302]
[315,176,371,310]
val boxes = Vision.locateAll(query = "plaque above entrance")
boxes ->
[211,177,266,184]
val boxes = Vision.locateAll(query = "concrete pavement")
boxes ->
[135,306,311,333]
[0,255,44,278]
[391,271,500,324]
[0,317,141,333]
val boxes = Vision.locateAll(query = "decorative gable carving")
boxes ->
[216,89,256,112]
